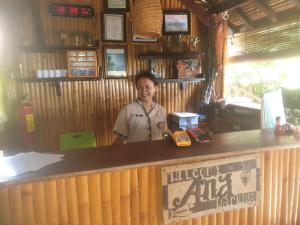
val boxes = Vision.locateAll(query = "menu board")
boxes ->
[67,50,98,78]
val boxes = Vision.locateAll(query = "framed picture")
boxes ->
[104,0,129,11]
[67,50,98,78]
[104,46,127,78]
[163,11,191,35]
[102,13,126,42]
[176,59,201,78]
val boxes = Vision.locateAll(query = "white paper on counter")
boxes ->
[0,151,64,181]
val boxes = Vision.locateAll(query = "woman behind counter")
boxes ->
[113,72,167,144]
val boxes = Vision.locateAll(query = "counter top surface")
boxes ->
[1,129,300,185]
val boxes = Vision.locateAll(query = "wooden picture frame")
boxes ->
[102,13,126,42]
[176,58,201,79]
[67,50,98,78]
[104,0,129,11]
[103,46,127,78]
[163,11,191,35]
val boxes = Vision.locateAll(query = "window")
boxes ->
[225,18,300,103]
[225,57,300,103]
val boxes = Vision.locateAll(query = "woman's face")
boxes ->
[136,77,157,103]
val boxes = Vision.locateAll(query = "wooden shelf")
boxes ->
[157,78,204,83]
[138,52,203,60]
[17,45,98,53]
[15,77,101,82]
[15,77,101,96]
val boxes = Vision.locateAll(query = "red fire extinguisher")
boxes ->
[17,94,36,149]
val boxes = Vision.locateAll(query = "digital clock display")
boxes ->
[49,3,94,18]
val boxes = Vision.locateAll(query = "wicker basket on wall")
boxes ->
[132,0,163,39]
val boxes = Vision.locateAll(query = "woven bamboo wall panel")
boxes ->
[18,80,203,151]
[12,0,204,152]
[1,149,300,225]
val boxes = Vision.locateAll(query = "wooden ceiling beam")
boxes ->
[209,0,250,14]
[234,8,300,33]
[254,0,277,23]
[180,0,214,27]
[234,8,254,29]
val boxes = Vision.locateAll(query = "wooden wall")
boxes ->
[7,0,206,152]
[1,149,300,225]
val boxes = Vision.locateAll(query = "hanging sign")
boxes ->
[161,154,261,224]
[48,3,94,18]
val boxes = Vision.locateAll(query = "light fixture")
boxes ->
[132,0,163,39]
[222,11,229,21]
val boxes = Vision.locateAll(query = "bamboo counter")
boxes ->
[1,129,300,225]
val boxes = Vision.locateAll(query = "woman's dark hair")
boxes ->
[135,72,158,86]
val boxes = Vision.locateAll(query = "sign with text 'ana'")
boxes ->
[161,154,261,224]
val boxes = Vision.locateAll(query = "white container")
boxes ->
[49,70,55,78]
[42,70,49,78]
[55,70,61,77]
[36,70,43,78]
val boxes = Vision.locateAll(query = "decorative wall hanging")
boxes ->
[102,13,126,42]
[67,50,98,78]
[163,11,191,35]
[104,0,129,11]
[103,46,127,78]
[132,0,163,39]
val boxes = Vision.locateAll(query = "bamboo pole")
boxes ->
[291,150,300,225]
[270,150,278,225]
[9,184,24,225]
[216,212,224,225]
[66,177,80,225]
[21,183,35,225]
[44,180,59,225]
[280,150,290,225]
[32,181,47,225]
[149,166,158,225]
[287,149,297,224]
[275,150,284,224]
[111,171,121,225]
[233,209,240,225]
[256,152,264,225]
[0,186,11,225]
[88,174,103,225]
[76,176,91,225]
[131,168,140,225]
[224,211,233,225]
[120,170,131,225]
[101,172,113,225]
[56,178,68,225]
[247,206,256,225]
[263,151,272,225]
[139,167,149,225]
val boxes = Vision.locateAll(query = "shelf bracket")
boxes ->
[54,80,61,96]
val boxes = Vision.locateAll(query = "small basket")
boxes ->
[132,0,163,39]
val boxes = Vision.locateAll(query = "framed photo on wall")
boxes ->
[104,46,127,78]
[102,13,126,42]
[104,0,129,11]
[67,50,98,78]
[163,11,191,35]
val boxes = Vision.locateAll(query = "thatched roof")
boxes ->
[181,0,300,34]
